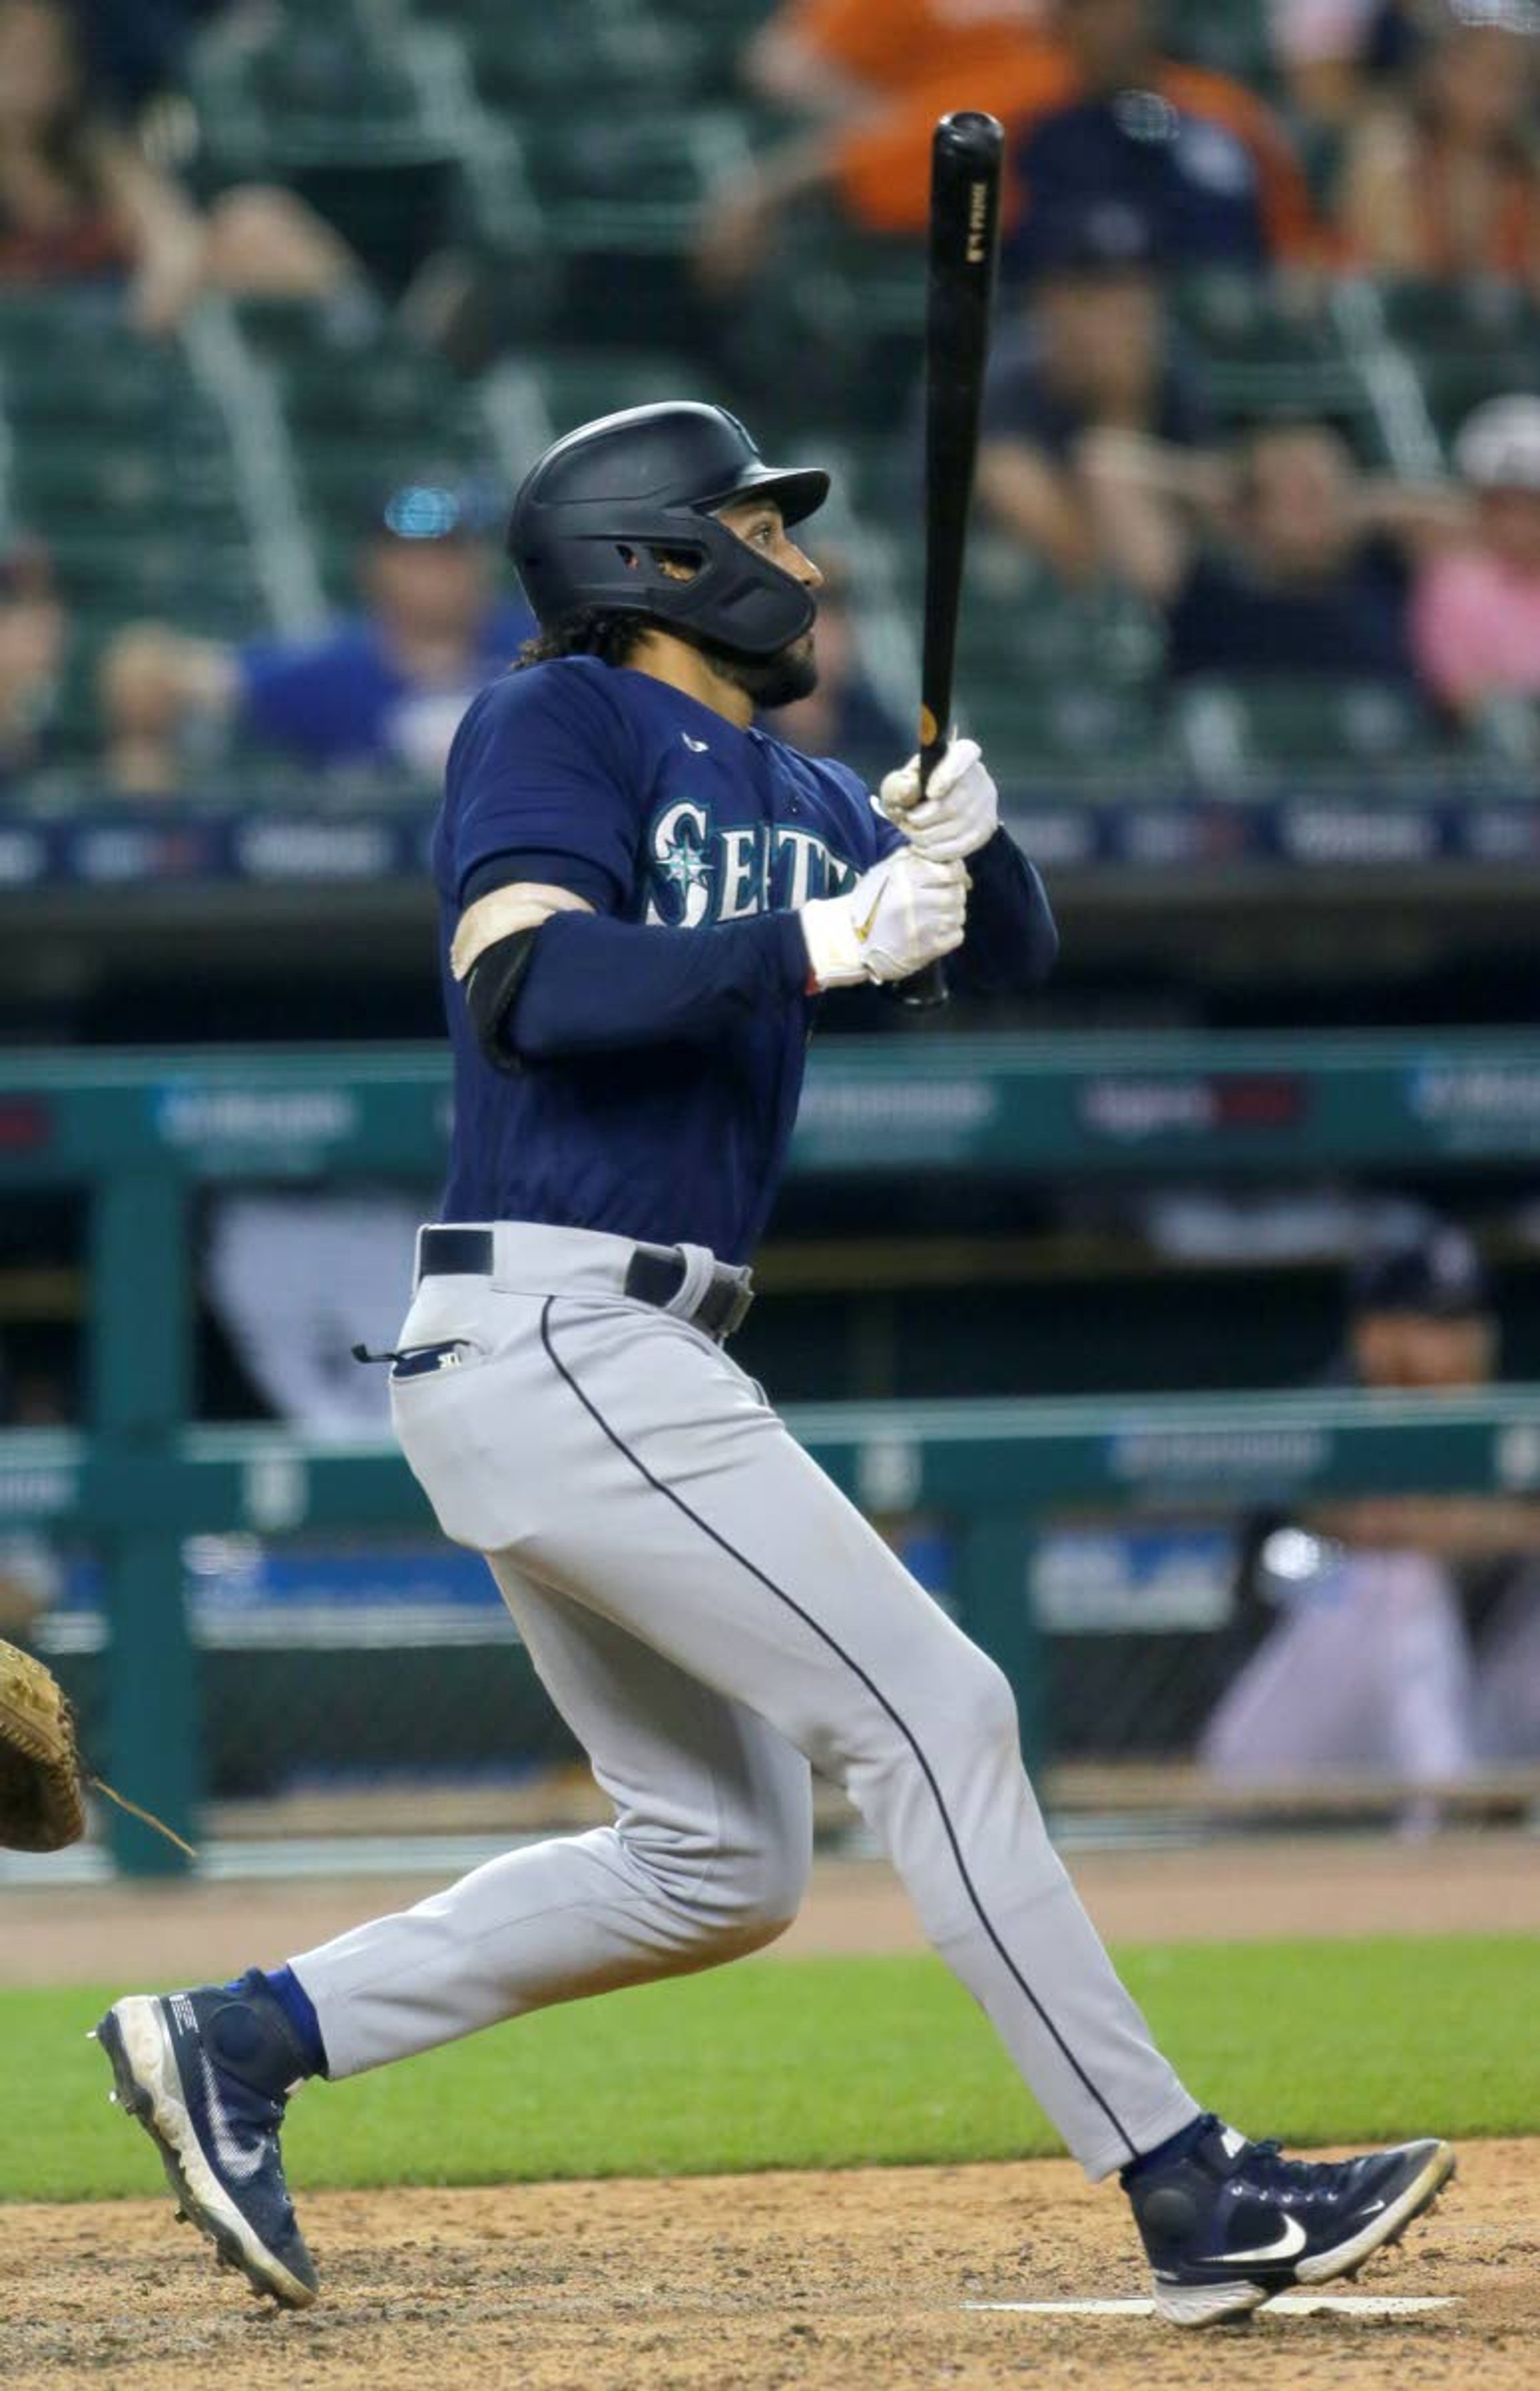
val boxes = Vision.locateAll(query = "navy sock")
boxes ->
[253,1965,328,2080]
[1121,2111,1216,2190]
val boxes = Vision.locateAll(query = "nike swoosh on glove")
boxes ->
[877,737,999,860]
[798,847,968,990]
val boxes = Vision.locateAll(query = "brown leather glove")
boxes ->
[0,1636,87,1851]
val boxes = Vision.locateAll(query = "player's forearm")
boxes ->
[507,908,808,1062]
[950,831,1058,994]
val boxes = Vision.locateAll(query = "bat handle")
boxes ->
[894,957,950,1011]
[892,732,951,1011]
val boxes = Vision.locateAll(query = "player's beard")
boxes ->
[691,628,819,712]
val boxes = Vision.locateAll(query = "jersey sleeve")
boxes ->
[445,660,643,913]
[952,829,1060,994]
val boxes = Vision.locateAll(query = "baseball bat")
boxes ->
[896,109,1005,1011]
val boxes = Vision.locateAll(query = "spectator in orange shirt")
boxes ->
[744,0,1048,120]
[1335,3,1540,294]
[700,0,1316,290]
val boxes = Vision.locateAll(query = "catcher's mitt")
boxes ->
[0,1637,195,1858]
[0,1636,87,1850]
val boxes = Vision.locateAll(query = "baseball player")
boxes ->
[94,404,1452,2326]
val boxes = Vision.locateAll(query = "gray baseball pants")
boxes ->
[290,1225,1198,2180]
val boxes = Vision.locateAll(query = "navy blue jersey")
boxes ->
[434,657,902,1261]
[432,655,1059,1263]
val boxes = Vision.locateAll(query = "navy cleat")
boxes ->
[93,1971,319,2309]
[1128,2117,1456,2328]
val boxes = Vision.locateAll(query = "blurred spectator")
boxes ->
[0,1536,55,1635]
[0,0,365,335]
[1413,395,1540,717]
[759,551,907,778]
[1269,0,1424,130]
[997,0,1319,280]
[1086,418,1462,684]
[1202,1220,1540,1809]
[0,537,65,782]
[705,0,1319,286]
[1336,1,1540,292]
[99,476,534,794]
[206,1188,430,1438]
[976,201,1216,585]
[70,0,204,116]
[0,1338,67,1637]
[744,0,1048,121]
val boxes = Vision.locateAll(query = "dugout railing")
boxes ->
[2,1036,1539,1876]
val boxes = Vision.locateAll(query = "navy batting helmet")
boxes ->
[507,402,830,658]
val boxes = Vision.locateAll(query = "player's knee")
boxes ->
[954,1646,1022,1752]
[725,1826,811,1951]
[685,1807,811,1955]
[623,1805,810,1958]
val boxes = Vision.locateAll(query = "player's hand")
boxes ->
[798,848,967,991]
[877,738,998,861]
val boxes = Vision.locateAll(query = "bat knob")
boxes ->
[936,110,1005,164]
[891,960,950,1012]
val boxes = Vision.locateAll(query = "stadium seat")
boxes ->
[1164,0,1279,92]
[1373,279,1540,451]
[1171,674,1437,785]
[941,541,1168,787]
[724,208,927,436]
[959,680,1167,788]
[15,438,239,533]
[1173,274,1388,458]
[519,107,754,245]
[0,292,263,645]
[647,0,782,100]
[0,314,202,433]
[449,0,697,112]
[522,347,721,431]
[189,11,439,172]
[261,336,483,448]
[43,530,261,626]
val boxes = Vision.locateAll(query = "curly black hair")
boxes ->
[515,609,653,671]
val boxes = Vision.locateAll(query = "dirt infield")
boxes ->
[6,1836,1536,2387]
[4,2139,1534,2391]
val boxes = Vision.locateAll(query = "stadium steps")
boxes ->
[1365,279,1540,454]
[0,291,280,755]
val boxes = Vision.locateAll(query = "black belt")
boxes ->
[417,1228,754,1343]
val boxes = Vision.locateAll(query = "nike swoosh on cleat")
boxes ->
[1218,2215,1309,2265]
[197,2050,267,2184]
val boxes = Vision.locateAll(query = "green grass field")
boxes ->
[3,1935,1534,2205]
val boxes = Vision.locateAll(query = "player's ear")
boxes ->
[648,545,703,583]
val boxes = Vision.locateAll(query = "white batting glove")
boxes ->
[798,847,967,990]
[877,737,999,860]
